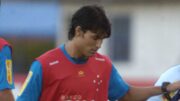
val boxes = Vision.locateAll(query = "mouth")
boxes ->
[90,49,97,54]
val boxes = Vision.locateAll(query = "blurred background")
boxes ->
[1,0,180,99]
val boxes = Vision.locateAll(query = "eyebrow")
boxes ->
[91,31,108,39]
[93,35,106,39]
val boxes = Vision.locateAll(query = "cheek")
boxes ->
[84,38,96,46]
[80,40,94,51]
[80,35,96,48]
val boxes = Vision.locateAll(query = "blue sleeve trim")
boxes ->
[0,46,14,90]
[17,61,42,101]
[108,65,129,101]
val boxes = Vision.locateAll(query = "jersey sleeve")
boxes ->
[108,65,129,101]
[0,46,14,90]
[16,61,42,101]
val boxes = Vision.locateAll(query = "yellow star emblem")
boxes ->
[78,70,85,77]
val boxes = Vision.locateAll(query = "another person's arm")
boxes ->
[16,61,42,101]
[118,66,180,101]
[108,65,180,101]
[0,46,14,101]
[118,83,179,101]
[147,65,180,101]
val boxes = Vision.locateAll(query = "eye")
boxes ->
[91,33,104,41]
[92,36,99,40]
[93,35,104,41]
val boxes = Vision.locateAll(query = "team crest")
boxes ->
[6,59,13,85]
[78,70,85,77]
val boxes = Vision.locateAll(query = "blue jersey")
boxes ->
[17,44,129,101]
[0,46,14,90]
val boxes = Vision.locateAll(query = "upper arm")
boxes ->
[108,65,129,101]
[17,61,42,101]
[0,46,14,90]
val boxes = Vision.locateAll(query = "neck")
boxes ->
[65,41,84,59]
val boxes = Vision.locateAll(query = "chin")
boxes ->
[84,54,91,58]
[87,53,95,57]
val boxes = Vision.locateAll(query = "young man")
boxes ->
[147,65,180,101]
[0,38,14,101]
[17,5,180,101]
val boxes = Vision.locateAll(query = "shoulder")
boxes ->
[36,47,60,60]
[90,53,113,70]
[36,47,62,69]
[0,38,9,43]
[0,38,10,50]
[93,52,112,63]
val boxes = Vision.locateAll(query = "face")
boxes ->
[74,27,106,57]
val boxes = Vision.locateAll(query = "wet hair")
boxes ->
[68,5,111,40]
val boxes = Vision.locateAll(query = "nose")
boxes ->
[96,39,103,49]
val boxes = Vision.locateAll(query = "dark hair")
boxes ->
[68,5,111,40]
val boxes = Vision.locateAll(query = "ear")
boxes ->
[74,26,83,37]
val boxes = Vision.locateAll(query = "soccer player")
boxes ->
[147,65,180,101]
[0,38,14,101]
[17,5,180,101]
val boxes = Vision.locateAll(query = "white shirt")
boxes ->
[147,65,180,101]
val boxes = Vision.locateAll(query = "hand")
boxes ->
[166,81,180,92]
